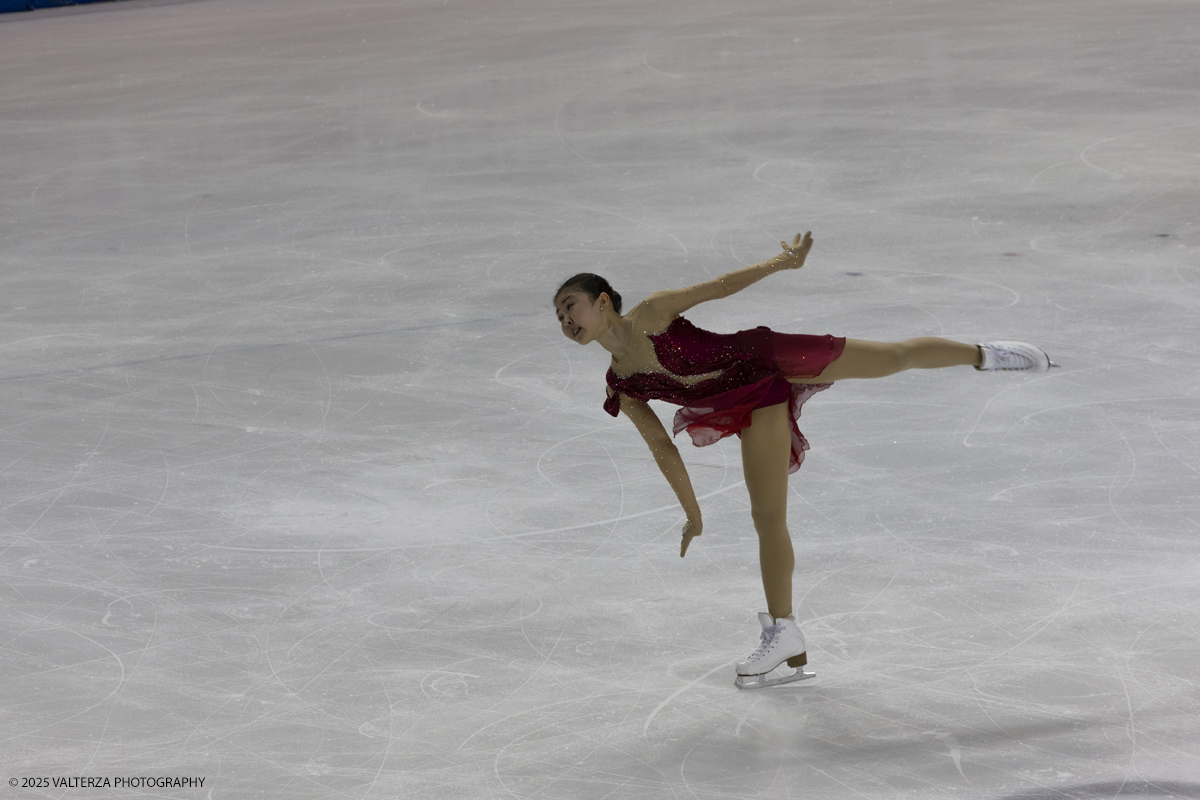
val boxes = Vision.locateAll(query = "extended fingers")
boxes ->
[781,232,813,254]
[795,233,813,257]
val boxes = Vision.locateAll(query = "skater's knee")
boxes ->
[891,340,922,372]
[750,506,788,538]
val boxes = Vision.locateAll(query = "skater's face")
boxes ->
[554,290,607,345]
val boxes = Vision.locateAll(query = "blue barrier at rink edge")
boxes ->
[1,0,112,12]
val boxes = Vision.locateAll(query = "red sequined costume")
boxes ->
[604,317,845,473]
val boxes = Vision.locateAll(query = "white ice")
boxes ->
[2,0,1199,797]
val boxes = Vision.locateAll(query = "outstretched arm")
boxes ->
[644,231,812,320]
[617,393,704,557]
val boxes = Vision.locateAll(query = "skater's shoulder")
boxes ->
[624,297,685,336]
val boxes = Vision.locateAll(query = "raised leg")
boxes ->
[790,338,981,383]
[739,402,795,619]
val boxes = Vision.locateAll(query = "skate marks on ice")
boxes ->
[644,651,818,737]
[995,781,1200,799]
[642,661,732,736]
[0,315,496,385]
[3,0,1200,795]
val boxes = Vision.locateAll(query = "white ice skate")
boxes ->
[976,341,1059,373]
[734,613,816,690]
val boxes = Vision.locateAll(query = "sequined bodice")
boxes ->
[604,317,777,413]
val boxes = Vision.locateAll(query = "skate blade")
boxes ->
[735,666,816,690]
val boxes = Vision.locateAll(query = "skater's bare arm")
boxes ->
[617,394,703,556]
[642,231,813,320]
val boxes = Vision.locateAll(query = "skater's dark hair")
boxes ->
[554,273,622,314]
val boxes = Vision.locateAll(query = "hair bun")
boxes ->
[554,273,622,315]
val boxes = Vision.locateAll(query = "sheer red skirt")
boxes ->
[672,374,834,474]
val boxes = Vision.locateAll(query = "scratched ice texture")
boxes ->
[1,0,1198,797]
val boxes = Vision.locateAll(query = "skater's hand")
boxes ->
[681,516,702,557]
[775,231,813,270]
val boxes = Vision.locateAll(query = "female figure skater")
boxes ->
[552,231,1055,689]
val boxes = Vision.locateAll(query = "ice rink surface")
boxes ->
[2,0,1199,797]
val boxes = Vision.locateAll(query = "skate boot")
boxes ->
[976,341,1058,373]
[734,613,816,690]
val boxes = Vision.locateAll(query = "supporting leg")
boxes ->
[739,402,795,619]
[792,338,981,383]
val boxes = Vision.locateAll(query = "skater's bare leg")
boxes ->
[791,338,981,384]
[740,402,795,620]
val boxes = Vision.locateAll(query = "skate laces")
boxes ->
[750,623,782,661]
[997,346,1033,369]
